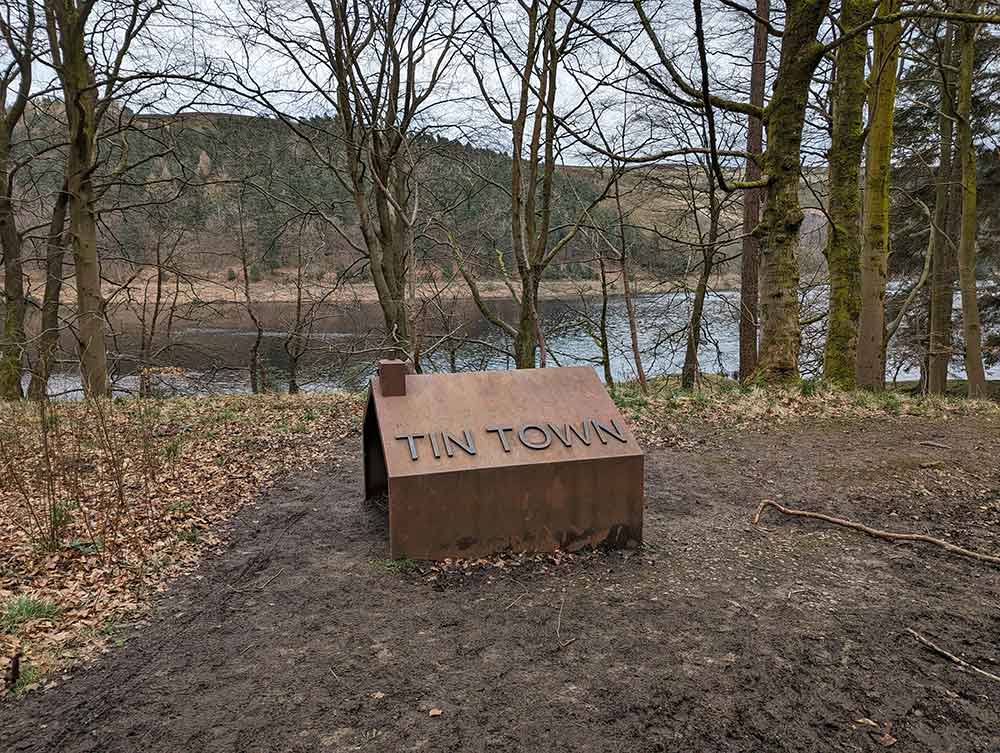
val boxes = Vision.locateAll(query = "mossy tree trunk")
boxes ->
[822,0,874,387]
[755,0,830,382]
[856,0,901,390]
[954,4,987,397]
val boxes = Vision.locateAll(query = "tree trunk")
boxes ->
[856,0,901,389]
[926,23,958,395]
[755,0,830,383]
[954,6,987,397]
[822,0,873,387]
[287,354,300,394]
[285,244,304,394]
[597,252,614,389]
[513,272,539,369]
[615,183,646,392]
[682,214,719,390]
[28,183,69,400]
[0,149,25,400]
[56,4,108,397]
[738,0,769,383]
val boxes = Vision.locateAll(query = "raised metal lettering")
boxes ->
[518,424,552,450]
[443,430,477,457]
[486,425,514,452]
[592,417,627,444]
[395,433,424,461]
[568,420,592,446]
[549,423,572,447]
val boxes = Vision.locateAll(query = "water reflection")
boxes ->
[33,290,994,398]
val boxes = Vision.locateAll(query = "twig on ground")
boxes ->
[227,567,286,594]
[556,594,565,641]
[552,594,578,649]
[505,593,526,611]
[257,568,285,590]
[905,628,1000,683]
[918,440,951,449]
[753,500,1000,566]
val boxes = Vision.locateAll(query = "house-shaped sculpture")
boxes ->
[363,361,644,560]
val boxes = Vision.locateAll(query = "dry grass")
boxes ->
[615,377,1000,447]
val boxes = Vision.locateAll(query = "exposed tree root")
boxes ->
[905,628,1000,683]
[753,499,1000,566]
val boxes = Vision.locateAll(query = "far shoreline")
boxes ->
[20,268,745,307]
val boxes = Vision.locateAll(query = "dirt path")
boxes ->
[3,416,999,752]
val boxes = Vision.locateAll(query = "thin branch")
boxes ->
[753,499,1000,566]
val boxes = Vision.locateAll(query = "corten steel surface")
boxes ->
[377,359,409,397]
[363,365,644,560]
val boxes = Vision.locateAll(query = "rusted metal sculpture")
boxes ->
[363,361,644,560]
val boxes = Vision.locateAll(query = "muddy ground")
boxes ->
[2,416,999,752]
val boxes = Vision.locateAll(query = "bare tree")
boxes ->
[227,0,469,362]
[453,0,617,368]
[43,0,174,396]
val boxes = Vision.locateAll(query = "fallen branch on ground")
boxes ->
[905,628,1000,683]
[753,500,1000,566]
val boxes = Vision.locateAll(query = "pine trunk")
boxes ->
[954,7,987,397]
[926,24,958,395]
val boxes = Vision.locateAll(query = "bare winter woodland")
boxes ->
[0,0,998,399]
